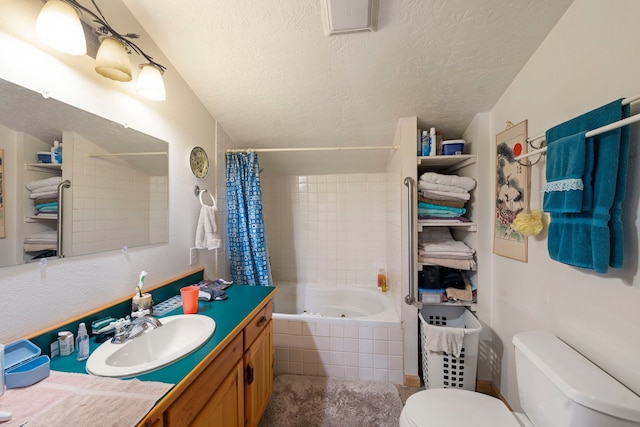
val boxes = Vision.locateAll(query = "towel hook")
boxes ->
[515,138,546,167]
[194,185,216,208]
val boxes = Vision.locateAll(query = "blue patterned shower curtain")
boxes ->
[226,152,272,286]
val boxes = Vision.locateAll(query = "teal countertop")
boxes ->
[49,284,276,386]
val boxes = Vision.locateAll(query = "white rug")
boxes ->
[259,375,404,427]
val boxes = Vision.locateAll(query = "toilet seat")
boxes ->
[400,389,521,427]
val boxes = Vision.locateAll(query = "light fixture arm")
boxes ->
[62,0,166,73]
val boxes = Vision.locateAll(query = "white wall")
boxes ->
[481,0,640,408]
[0,0,227,342]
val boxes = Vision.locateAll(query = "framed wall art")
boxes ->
[494,120,529,262]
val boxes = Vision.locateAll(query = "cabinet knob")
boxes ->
[257,316,267,327]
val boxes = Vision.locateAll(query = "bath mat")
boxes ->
[259,374,403,427]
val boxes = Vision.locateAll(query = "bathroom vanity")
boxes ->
[139,298,273,427]
[25,269,275,427]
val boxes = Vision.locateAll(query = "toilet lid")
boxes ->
[403,389,521,427]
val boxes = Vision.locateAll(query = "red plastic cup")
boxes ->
[180,286,200,314]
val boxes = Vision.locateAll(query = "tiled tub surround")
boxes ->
[273,283,403,384]
[261,173,393,286]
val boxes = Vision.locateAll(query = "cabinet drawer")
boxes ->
[244,301,272,351]
[164,332,243,427]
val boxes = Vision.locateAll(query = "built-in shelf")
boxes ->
[25,215,58,223]
[418,220,477,231]
[26,163,62,172]
[420,301,477,312]
[417,154,477,172]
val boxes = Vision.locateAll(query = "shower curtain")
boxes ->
[226,152,272,286]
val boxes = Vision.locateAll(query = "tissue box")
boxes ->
[4,339,50,388]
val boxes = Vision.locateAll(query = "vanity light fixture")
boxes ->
[35,0,167,101]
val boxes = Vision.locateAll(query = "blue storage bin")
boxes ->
[3,339,50,388]
[442,140,465,155]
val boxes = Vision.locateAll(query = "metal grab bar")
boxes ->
[57,180,71,258]
[404,177,416,305]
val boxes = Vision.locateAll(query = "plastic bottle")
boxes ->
[421,131,430,156]
[51,141,61,164]
[76,323,90,361]
[377,268,388,292]
[429,128,436,156]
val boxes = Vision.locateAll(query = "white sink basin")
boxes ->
[86,314,216,378]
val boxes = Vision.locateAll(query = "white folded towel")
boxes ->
[195,205,221,250]
[420,240,475,255]
[419,172,476,191]
[421,316,465,357]
[25,176,62,192]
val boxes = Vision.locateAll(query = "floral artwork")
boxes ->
[494,121,529,262]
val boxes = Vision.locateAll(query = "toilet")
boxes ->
[400,330,640,427]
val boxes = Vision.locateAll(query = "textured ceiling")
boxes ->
[123,0,573,175]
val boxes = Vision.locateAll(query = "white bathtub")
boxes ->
[272,283,403,383]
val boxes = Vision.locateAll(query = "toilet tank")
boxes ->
[513,331,640,427]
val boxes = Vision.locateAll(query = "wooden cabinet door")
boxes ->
[243,320,273,427]
[191,361,244,427]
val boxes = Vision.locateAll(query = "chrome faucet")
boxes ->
[111,315,162,344]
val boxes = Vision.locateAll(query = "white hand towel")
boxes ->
[423,321,465,357]
[195,205,221,250]
[419,172,476,191]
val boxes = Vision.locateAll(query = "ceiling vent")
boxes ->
[321,0,378,36]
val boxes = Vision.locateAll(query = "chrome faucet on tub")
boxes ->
[111,315,162,344]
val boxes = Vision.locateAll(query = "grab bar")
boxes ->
[404,177,416,305]
[57,180,71,258]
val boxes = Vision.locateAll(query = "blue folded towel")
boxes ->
[543,131,587,213]
[546,99,628,273]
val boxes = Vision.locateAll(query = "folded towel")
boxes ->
[29,190,59,200]
[418,202,466,215]
[195,205,221,250]
[420,240,474,256]
[420,190,471,201]
[419,172,476,191]
[25,176,62,192]
[419,256,477,270]
[421,316,465,357]
[33,197,58,205]
[418,216,472,224]
[418,195,466,208]
[446,284,473,302]
[30,184,61,194]
[418,181,470,194]
[543,131,587,213]
[24,230,58,243]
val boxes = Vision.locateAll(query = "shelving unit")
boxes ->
[413,153,478,310]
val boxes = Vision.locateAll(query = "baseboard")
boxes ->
[476,380,512,410]
[404,375,421,387]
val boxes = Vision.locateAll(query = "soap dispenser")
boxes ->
[76,323,90,361]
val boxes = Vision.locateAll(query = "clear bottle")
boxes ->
[76,323,90,361]
[377,268,388,292]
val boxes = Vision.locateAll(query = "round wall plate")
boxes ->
[190,146,209,179]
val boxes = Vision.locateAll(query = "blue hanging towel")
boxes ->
[544,99,630,273]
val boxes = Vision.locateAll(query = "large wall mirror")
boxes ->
[0,78,169,268]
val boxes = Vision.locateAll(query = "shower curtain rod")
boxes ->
[226,145,399,153]
[515,94,640,161]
